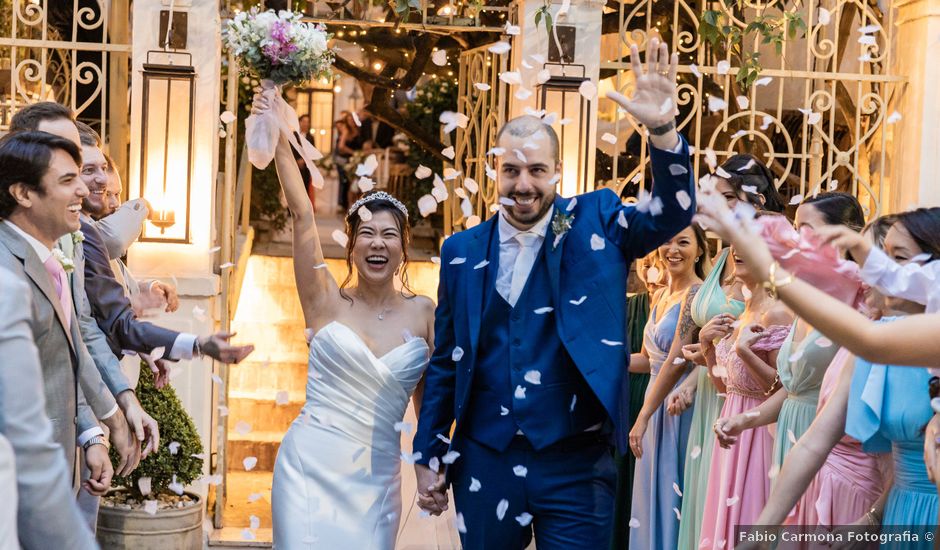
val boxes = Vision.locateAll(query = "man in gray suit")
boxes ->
[10,104,156,476]
[0,131,116,499]
[0,267,99,549]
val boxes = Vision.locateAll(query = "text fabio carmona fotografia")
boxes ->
[737,528,932,546]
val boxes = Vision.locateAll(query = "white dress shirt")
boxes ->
[2,221,111,445]
[861,246,940,314]
[496,206,554,306]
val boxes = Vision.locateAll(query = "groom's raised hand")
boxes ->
[415,464,448,515]
[606,37,680,151]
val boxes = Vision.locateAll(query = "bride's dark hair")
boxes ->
[339,197,416,303]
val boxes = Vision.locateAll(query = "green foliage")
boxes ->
[534,3,554,41]
[401,77,457,224]
[392,0,422,21]
[700,4,806,89]
[111,366,204,499]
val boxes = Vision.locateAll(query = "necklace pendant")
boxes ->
[378,311,386,321]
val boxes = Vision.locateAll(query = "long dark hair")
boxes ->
[719,154,787,213]
[893,207,940,260]
[338,196,415,302]
[660,224,711,280]
[801,192,866,232]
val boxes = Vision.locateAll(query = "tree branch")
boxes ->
[366,89,448,163]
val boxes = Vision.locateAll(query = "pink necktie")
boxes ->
[43,256,72,330]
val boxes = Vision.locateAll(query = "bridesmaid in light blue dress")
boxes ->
[629,299,695,548]
[846,317,938,549]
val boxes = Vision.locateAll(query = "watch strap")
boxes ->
[649,120,676,136]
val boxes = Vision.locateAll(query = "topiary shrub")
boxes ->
[110,365,204,499]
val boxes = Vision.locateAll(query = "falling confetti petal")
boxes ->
[717,60,731,75]
[455,513,467,533]
[436,433,452,444]
[243,456,258,471]
[220,110,236,124]
[817,7,831,25]
[570,296,587,305]
[513,465,528,477]
[726,496,740,507]
[516,513,534,526]
[524,370,542,385]
[676,190,692,210]
[442,451,461,464]
[234,421,252,435]
[401,451,422,464]
[674,507,682,520]
[470,477,482,492]
[787,429,798,444]
[590,234,606,251]
[357,177,375,193]
[514,88,533,101]
[887,111,902,124]
[659,98,674,115]
[394,422,413,433]
[168,441,181,455]
[464,177,479,194]
[690,445,702,459]
[754,76,773,87]
[690,64,702,78]
[707,95,728,112]
[488,41,511,55]
[617,210,629,229]
[138,477,152,496]
[418,195,438,217]
[669,164,688,176]
[450,257,467,265]
[673,482,683,497]
[355,206,374,223]
[514,385,527,399]
[578,80,597,100]
[218,405,229,417]
[602,339,624,346]
[275,390,290,405]
[736,95,750,109]
[415,165,433,179]
[429,457,441,473]
[501,406,510,416]
[452,346,465,361]
[432,50,447,66]
[629,517,641,528]
[144,500,158,515]
[815,336,833,348]
[570,395,577,411]
[331,229,349,248]
[760,115,774,130]
[474,259,489,270]
[241,529,256,541]
[789,194,804,205]
[248,492,264,503]
[356,154,379,177]
[474,82,491,91]
[499,71,522,86]
[534,307,554,315]
[858,24,880,34]
[496,499,509,520]
[249,515,260,530]
[442,146,456,159]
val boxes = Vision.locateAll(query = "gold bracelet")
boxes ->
[763,261,795,300]
[763,373,780,396]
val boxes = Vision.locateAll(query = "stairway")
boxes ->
[224,255,306,539]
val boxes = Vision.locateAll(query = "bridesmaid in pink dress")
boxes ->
[697,247,793,550]
[795,347,884,526]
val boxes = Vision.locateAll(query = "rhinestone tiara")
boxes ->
[347,191,409,218]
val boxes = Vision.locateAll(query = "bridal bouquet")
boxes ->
[224,9,334,188]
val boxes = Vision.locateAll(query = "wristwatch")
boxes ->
[83,435,108,451]
[649,119,676,136]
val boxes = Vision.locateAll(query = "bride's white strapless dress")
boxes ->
[271,321,429,549]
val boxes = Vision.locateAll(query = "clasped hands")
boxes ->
[414,463,449,515]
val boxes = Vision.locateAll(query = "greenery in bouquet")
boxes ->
[402,78,458,224]
[224,8,334,86]
[110,365,204,501]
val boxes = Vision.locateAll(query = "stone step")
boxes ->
[228,361,308,395]
[228,394,304,433]
[222,471,274,530]
[227,431,281,473]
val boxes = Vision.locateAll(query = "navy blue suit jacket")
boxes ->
[414,139,696,460]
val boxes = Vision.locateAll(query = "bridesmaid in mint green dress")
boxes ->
[674,248,744,549]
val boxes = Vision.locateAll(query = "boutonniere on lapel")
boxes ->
[550,210,575,250]
[71,230,85,245]
[51,248,75,273]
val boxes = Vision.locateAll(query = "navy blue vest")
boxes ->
[463,226,608,452]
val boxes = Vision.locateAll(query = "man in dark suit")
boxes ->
[413,39,694,548]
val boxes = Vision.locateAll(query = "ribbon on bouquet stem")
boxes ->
[244,79,325,189]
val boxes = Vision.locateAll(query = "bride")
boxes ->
[253,95,436,549]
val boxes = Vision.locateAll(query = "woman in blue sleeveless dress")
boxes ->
[627,225,708,549]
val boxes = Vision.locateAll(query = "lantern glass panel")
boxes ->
[140,66,194,243]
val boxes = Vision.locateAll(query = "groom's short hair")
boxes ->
[496,116,560,164]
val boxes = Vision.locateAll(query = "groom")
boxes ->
[413,39,695,548]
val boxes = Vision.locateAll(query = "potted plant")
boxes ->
[97,367,205,550]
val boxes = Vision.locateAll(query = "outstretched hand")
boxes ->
[605,37,679,149]
[199,331,255,364]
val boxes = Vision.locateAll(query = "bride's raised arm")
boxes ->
[252,93,341,326]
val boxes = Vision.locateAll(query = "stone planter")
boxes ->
[97,491,203,550]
